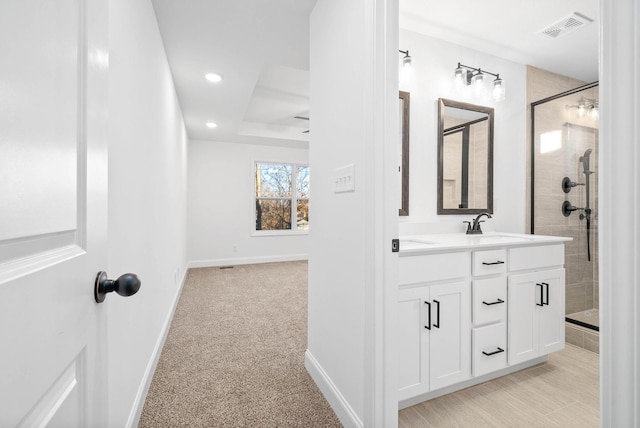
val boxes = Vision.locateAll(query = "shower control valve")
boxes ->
[562,201,582,217]
[561,176,585,193]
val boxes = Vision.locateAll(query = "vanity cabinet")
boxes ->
[508,268,565,365]
[398,254,471,401]
[507,244,565,365]
[471,276,508,376]
[399,236,568,406]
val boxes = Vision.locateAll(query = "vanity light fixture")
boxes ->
[566,97,599,119]
[454,62,506,102]
[399,49,412,68]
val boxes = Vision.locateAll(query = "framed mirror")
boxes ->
[399,91,410,216]
[437,98,493,215]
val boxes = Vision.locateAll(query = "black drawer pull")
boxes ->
[482,298,504,306]
[536,283,544,306]
[482,347,505,356]
[482,261,505,266]
[433,299,440,328]
[542,282,550,306]
[424,301,431,330]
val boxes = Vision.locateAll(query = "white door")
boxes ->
[508,272,539,365]
[0,0,109,426]
[538,269,566,355]
[397,286,430,401]
[429,281,471,390]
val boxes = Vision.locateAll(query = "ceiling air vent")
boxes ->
[538,12,593,39]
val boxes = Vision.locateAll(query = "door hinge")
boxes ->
[391,239,399,252]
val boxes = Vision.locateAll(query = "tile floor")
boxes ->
[399,344,599,427]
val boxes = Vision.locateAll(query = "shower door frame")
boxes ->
[529,81,600,332]
[529,81,600,234]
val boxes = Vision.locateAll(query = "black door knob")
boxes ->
[95,271,141,303]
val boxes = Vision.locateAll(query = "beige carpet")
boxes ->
[138,261,341,427]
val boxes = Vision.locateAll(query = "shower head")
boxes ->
[580,148,592,161]
[580,148,593,175]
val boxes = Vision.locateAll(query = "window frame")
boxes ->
[252,160,309,236]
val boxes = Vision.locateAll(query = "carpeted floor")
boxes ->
[138,261,341,427]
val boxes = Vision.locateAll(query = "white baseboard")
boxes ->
[304,350,362,428]
[188,253,308,269]
[126,264,189,428]
[398,355,548,409]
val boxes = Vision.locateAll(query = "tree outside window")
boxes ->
[255,162,309,232]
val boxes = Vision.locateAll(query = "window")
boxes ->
[254,162,309,233]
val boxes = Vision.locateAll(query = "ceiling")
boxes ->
[151,0,316,147]
[151,0,599,146]
[400,0,599,83]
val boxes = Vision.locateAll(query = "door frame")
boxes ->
[364,0,399,427]
[368,0,640,426]
[599,0,640,425]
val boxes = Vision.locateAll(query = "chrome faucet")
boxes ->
[465,212,492,234]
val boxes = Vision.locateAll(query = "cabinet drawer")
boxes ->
[473,249,507,276]
[472,322,507,377]
[472,277,507,325]
[399,252,469,285]
[509,244,564,271]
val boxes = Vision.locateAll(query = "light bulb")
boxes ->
[472,72,485,96]
[492,77,505,102]
[454,67,466,90]
[402,54,412,68]
[577,105,586,117]
[206,122,218,129]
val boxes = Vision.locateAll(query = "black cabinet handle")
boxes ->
[482,298,505,306]
[424,301,431,330]
[482,261,505,266]
[542,282,550,306]
[536,283,544,306]
[482,347,505,356]
[433,299,440,328]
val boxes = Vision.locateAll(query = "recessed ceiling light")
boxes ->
[205,73,223,83]
[206,122,218,129]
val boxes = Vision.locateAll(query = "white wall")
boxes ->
[107,1,188,426]
[187,139,309,266]
[398,29,527,234]
[307,0,368,424]
[306,0,399,426]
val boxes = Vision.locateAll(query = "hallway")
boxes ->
[139,262,340,427]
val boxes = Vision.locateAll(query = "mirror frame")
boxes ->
[399,91,410,216]
[437,98,494,215]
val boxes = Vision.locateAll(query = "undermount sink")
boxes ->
[406,233,537,246]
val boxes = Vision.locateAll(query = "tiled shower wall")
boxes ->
[526,66,599,317]
[442,117,488,210]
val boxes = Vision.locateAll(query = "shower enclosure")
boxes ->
[531,82,599,340]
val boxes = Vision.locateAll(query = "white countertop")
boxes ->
[400,232,572,255]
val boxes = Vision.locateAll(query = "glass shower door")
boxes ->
[531,82,599,332]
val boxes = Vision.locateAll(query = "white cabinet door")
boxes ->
[429,281,471,390]
[398,287,430,400]
[538,269,566,355]
[398,281,471,399]
[0,1,109,426]
[507,272,539,365]
[508,269,565,365]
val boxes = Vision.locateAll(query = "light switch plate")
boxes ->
[334,163,355,193]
